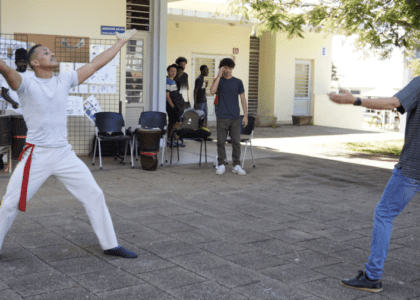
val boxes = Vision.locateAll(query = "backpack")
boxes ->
[180,109,205,131]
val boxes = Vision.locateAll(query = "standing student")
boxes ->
[0,48,32,170]
[210,58,248,176]
[0,30,139,259]
[175,57,190,110]
[166,64,183,146]
[329,84,420,293]
[194,65,209,128]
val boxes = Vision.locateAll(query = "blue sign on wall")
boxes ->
[101,26,125,35]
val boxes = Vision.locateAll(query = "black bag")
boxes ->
[180,110,205,131]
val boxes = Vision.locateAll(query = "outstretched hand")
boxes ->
[328,89,356,105]
[116,29,138,43]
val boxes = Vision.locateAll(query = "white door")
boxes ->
[125,32,150,128]
[293,60,312,116]
[192,54,232,122]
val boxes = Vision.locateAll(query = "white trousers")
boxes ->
[0,144,118,251]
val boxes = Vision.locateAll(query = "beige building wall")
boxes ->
[1,0,127,154]
[166,20,250,110]
[274,32,333,123]
[1,0,125,38]
[258,32,277,121]
[314,95,363,129]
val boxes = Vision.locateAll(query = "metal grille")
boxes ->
[248,37,259,117]
[294,63,310,98]
[127,0,150,32]
[125,39,144,128]
[0,34,29,72]
[55,37,121,155]
[0,34,29,113]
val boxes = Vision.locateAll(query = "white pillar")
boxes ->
[151,0,167,113]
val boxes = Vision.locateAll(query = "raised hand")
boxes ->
[116,29,138,43]
[328,89,356,105]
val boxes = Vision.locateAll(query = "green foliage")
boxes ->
[226,0,420,67]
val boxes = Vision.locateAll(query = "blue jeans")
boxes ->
[196,102,208,120]
[365,167,420,280]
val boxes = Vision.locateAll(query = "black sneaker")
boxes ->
[340,270,383,293]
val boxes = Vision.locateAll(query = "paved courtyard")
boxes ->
[0,125,419,300]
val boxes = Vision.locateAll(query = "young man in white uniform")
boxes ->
[0,30,139,259]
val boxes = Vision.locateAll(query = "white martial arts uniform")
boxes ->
[0,70,118,251]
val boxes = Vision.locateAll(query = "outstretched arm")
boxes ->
[77,29,137,84]
[0,60,22,91]
[1,87,19,108]
[328,89,401,110]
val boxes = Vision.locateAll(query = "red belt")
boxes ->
[18,143,35,212]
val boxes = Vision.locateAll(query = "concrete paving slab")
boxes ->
[1,125,420,299]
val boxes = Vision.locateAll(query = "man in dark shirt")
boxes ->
[210,58,248,176]
[328,84,420,293]
[175,57,190,110]
[194,65,209,128]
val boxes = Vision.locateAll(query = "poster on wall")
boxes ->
[83,95,102,125]
[67,96,84,116]
[60,62,74,74]
[79,84,88,94]
[89,44,105,62]
[69,86,78,93]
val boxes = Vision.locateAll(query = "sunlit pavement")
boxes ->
[0,125,417,300]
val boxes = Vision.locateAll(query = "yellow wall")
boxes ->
[166,20,250,106]
[1,0,126,38]
[1,0,127,154]
[314,95,363,129]
[258,32,276,118]
[274,31,333,122]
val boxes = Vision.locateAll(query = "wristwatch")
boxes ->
[353,97,362,106]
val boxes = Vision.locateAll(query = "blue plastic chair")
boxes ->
[134,111,167,166]
[92,112,134,169]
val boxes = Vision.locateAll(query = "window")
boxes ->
[125,39,144,103]
[127,0,150,32]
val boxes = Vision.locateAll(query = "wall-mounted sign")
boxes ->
[321,47,327,56]
[101,26,125,35]
[233,48,239,54]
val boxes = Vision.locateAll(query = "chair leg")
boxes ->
[199,139,202,167]
[123,142,128,165]
[177,138,180,162]
[161,136,166,166]
[242,142,248,169]
[250,141,255,168]
[135,136,138,161]
[8,145,12,174]
[170,134,173,165]
[98,139,103,169]
[92,138,97,165]
[130,140,134,168]
[205,139,207,164]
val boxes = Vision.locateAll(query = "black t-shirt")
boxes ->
[194,76,207,103]
[175,72,188,103]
